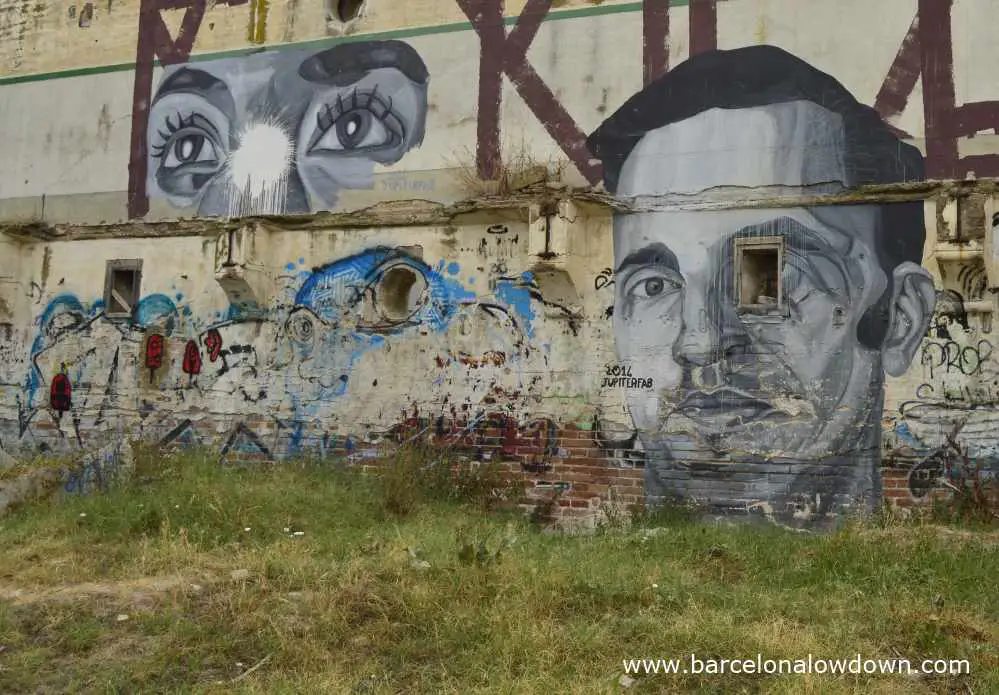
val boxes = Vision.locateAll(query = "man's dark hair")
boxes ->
[587,45,925,349]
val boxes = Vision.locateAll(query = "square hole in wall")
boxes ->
[78,2,93,27]
[104,259,142,318]
[733,237,783,313]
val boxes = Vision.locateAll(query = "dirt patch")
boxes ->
[0,573,218,607]
[866,525,999,546]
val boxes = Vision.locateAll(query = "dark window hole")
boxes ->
[334,0,365,22]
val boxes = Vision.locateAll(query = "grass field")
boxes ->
[0,448,995,694]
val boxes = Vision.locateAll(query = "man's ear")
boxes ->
[881,262,936,377]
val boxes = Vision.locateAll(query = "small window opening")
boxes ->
[104,260,142,318]
[378,265,426,322]
[734,237,783,313]
[78,2,93,27]
[334,0,365,22]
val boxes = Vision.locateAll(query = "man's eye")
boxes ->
[642,278,665,297]
[624,270,681,300]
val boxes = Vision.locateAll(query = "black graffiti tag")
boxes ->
[595,268,615,291]
[921,340,993,378]
[601,364,653,390]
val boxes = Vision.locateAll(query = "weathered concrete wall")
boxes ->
[2,0,998,528]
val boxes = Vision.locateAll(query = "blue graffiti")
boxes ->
[282,249,479,409]
[133,294,180,330]
[296,247,475,333]
[494,274,537,338]
[25,295,92,408]
[18,247,547,448]
[63,448,124,495]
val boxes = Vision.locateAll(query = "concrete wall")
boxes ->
[1,0,998,528]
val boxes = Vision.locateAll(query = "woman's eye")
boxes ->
[152,113,223,172]
[162,133,218,168]
[310,107,393,153]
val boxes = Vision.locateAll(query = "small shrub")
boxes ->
[378,444,520,517]
[529,492,560,529]
[447,140,568,198]
[925,425,999,528]
[629,496,701,527]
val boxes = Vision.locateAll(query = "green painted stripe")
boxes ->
[0,0,689,87]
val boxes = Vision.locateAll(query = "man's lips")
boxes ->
[672,388,779,426]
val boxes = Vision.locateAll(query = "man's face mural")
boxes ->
[588,46,937,522]
[146,41,429,216]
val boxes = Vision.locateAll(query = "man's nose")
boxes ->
[671,284,723,367]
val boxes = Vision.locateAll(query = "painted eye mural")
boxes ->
[145,41,430,217]
[150,113,225,198]
[278,247,474,398]
[308,87,402,155]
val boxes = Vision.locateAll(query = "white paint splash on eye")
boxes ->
[224,121,294,217]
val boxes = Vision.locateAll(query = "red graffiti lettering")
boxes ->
[643,0,671,86]
[872,1,999,179]
[689,0,718,56]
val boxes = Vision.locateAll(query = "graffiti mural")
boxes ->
[276,247,476,401]
[9,0,999,519]
[146,40,429,216]
[888,287,999,499]
[587,45,937,528]
[2,236,582,474]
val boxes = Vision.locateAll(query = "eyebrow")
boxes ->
[299,41,430,86]
[615,243,680,275]
[730,217,853,296]
[731,216,851,257]
[153,68,237,123]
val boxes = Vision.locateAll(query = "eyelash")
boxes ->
[316,86,400,139]
[150,112,198,159]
